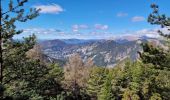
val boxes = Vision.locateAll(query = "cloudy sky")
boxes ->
[2,0,170,39]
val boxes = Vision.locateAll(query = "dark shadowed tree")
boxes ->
[0,0,51,99]
[139,4,170,99]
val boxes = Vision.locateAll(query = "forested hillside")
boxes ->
[0,0,170,100]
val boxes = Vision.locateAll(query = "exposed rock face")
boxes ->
[39,38,161,67]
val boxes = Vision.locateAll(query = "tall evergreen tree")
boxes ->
[139,4,170,99]
[98,70,114,100]
[1,0,40,84]
[0,0,50,99]
[139,4,170,70]
[86,67,106,99]
[148,4,170,38]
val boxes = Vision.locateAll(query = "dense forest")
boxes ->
[0,0,170,100]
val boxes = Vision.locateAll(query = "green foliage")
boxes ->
[148,4,170,38]
[1,0,49,99]
[98,71,114,100]
[139,43,170,70]
[36,63,64,98]
[86,67,106,99]
[140,3,170,100]
[1,0,41,86]
[122,88,140,100]
[120,61,156,99]
[47,63,64,83]
[149,93,162,100]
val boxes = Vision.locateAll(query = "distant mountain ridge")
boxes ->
[39,37,162,67]
[39,36,162,67]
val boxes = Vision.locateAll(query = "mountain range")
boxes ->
[39,36,162,67]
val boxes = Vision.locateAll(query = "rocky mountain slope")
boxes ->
[40,38,148,67]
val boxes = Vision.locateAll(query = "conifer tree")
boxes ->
[1,0,40,84]
[148,4,170,38]
[98,70,114,100]
[86,67,106,99]
[139,4,170,99]
[139,4,170,70]
[0,0,50,99]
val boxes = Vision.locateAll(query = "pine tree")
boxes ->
[35,63,64,99]
[86,67,106,99]
[139,4,170,99]
[1,0,40,83]
[148,4,170,38]
[139,4,170,70]
[0,0,50,99]
[98,70,114,100]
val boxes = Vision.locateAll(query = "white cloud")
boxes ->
[16,27,169,40]
[136,29,157,34]
[135,29,160,38]
[112,28,167,41]
[72,24,109,32]
[72,29,79,32]
[117,12,128,17]
[94,24,109,30]
[72,25,79,32]
[34,4,64,14]
[135,28,169,37]
[72,24,89,32]
[131,16,145,22]
[23,28,63,35]
[79,25,89,29]
[121,28,170,39]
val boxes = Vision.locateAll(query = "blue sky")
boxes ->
[2,0,170,39]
